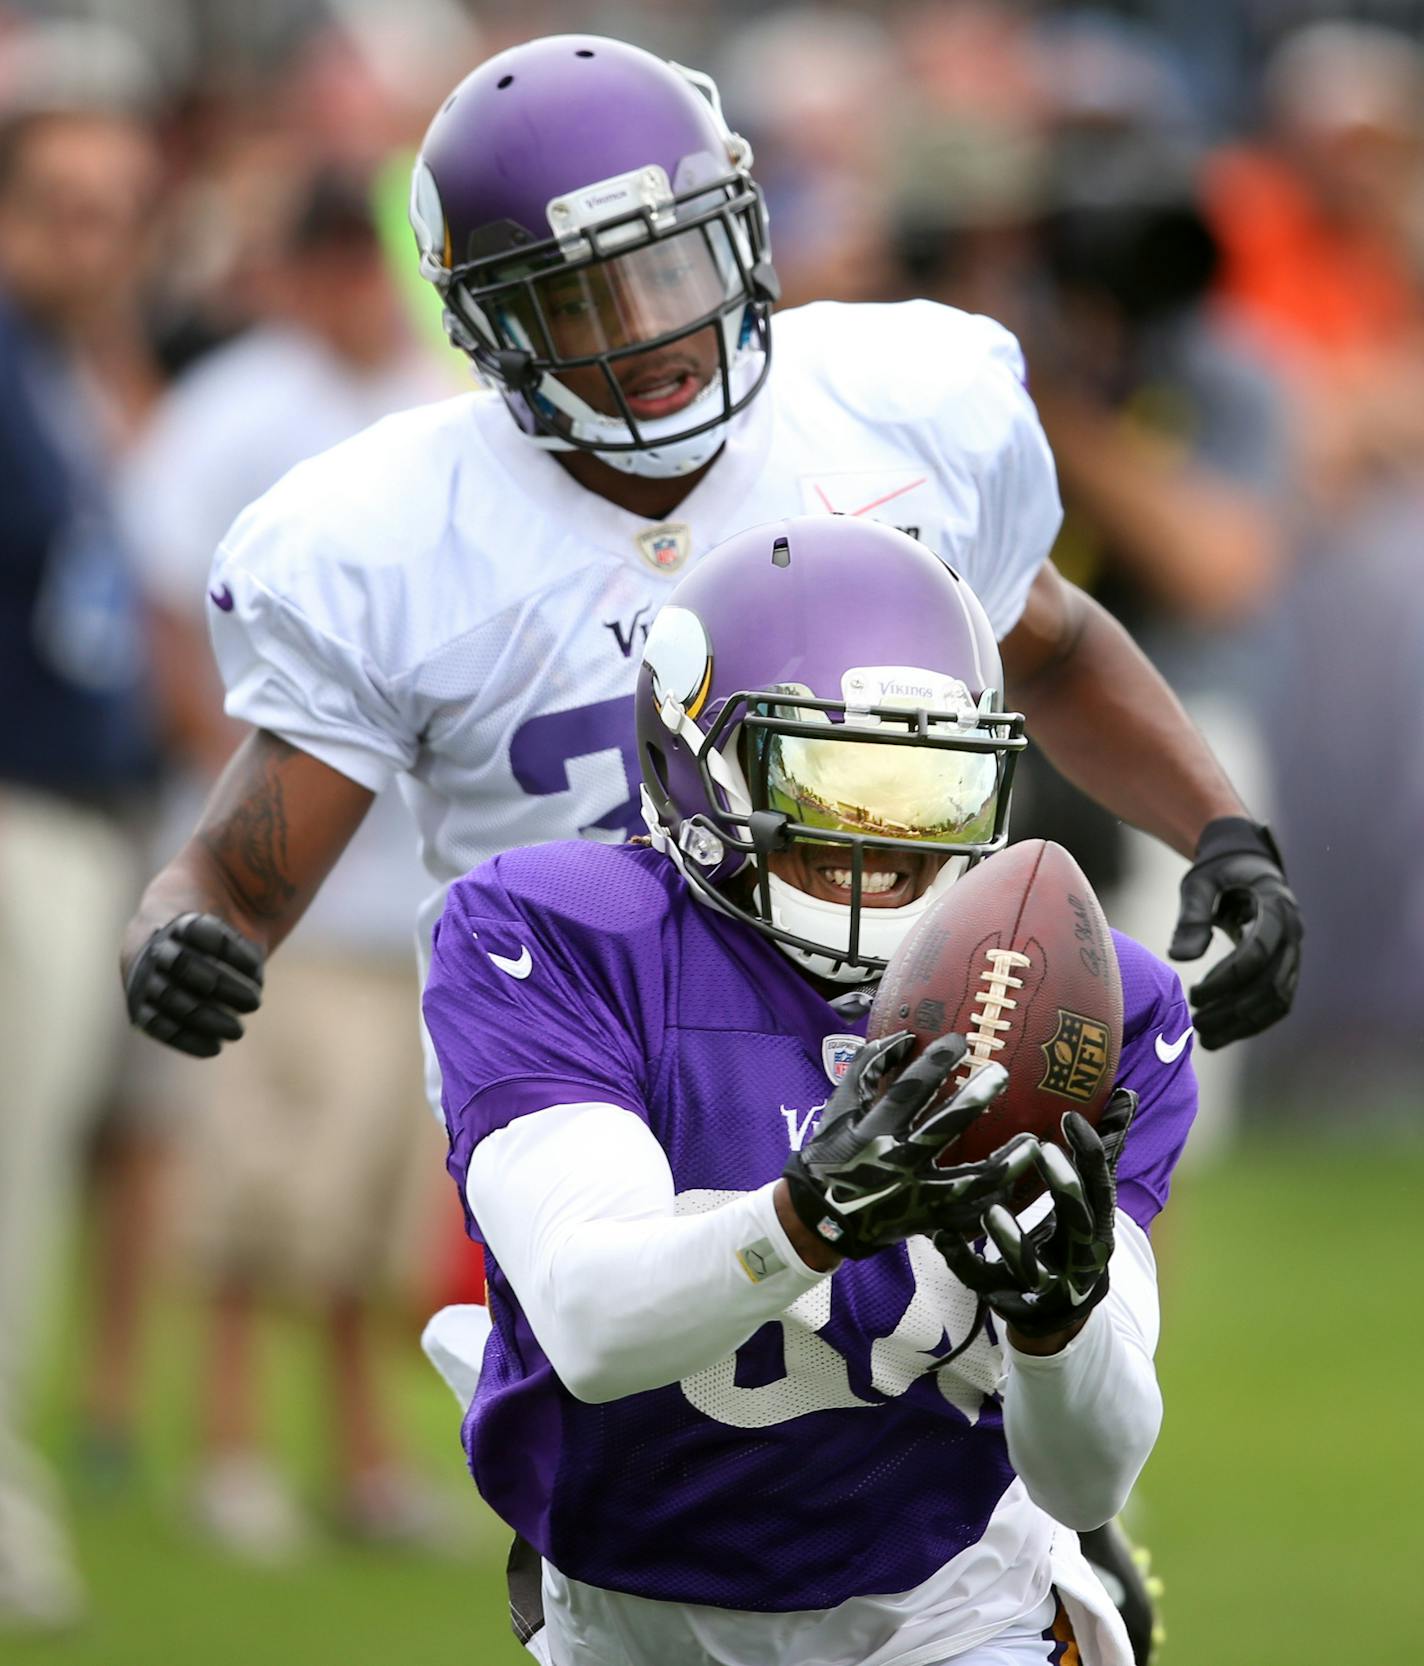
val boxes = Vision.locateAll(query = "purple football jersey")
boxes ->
[423,842,1196,1612]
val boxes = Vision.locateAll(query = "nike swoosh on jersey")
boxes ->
[487,945,533,980]
[1154,1026,1194,1064]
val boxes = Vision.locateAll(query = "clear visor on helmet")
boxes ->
[764,726,1001,846]
[496,221,740,361]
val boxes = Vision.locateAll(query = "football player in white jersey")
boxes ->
[121,34,1298,1069]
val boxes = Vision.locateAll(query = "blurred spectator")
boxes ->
[717,6,900,306]
[1203,22,1424,510]
[888,2,1048,329]
[0,44,160,1629]
[274,4,484,357]
[278,0,481,169]
[1029,150,1288,632]
[0,18,167,434]
[106,164,455,1559]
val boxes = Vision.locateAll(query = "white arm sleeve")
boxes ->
[466,1102,830,1404]
[1001,1209,1163,1531]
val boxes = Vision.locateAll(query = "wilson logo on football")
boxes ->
[1038,1009,1112,1103]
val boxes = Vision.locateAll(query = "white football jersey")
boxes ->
[209,299,1061,1086]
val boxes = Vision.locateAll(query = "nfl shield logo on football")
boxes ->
[822,1033,865,1085]
[635,521,692,574]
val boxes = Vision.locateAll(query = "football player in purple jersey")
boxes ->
[122,34,1296,1080]
[422,517,1197,1666]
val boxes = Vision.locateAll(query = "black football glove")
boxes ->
[783,1031,1038,1260]
[123,912,264,1058]
[1168,816,1302,1050]
[935,1088,1137,1339]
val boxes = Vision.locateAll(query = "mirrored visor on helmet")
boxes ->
[501,222,739,360]
[765,728,1001,845]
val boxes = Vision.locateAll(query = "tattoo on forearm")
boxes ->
[200,738,300,920]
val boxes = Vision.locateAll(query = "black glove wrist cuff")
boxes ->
[1194,816,1285,872]
[1003,1271,1112,1339]
[782,1171,849,1251]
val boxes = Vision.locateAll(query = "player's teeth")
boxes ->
[825,869,901,893]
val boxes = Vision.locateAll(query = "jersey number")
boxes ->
[509,696,642,841]
[675,1194,997,1430]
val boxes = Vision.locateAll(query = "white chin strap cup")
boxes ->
[766,862,967,983]
[525,327,763,480]
[592,412,731,478]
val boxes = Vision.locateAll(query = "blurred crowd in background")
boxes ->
[2,0,1423,1636]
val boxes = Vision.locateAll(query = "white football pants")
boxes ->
[527,1590,1082,1665]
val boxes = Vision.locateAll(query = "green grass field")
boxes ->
[8,1134,1423,1666]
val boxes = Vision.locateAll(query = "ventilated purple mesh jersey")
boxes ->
[423,841,1196,1611]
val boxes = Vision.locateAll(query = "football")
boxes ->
[867,839,1123,1176]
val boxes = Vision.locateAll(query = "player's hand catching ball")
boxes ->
[123,912,265,1058]
[782,1032,1037,1261]
[1169,816,1302,1049]
[936,1088,1137,1344]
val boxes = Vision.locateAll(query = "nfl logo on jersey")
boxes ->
[822,1033,865,1084]
[635,522,692,573]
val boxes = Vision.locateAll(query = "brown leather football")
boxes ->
[867,839,1123,1174]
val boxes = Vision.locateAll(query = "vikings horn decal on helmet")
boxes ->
[638,518,1028,982]
[410,35,779,480]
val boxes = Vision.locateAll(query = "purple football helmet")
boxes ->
[638,518,1027,982]
[409,35,777,479]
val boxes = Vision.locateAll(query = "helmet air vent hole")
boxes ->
[575,49,595,58]
[771,536,791,568]
[497,74,514,88]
